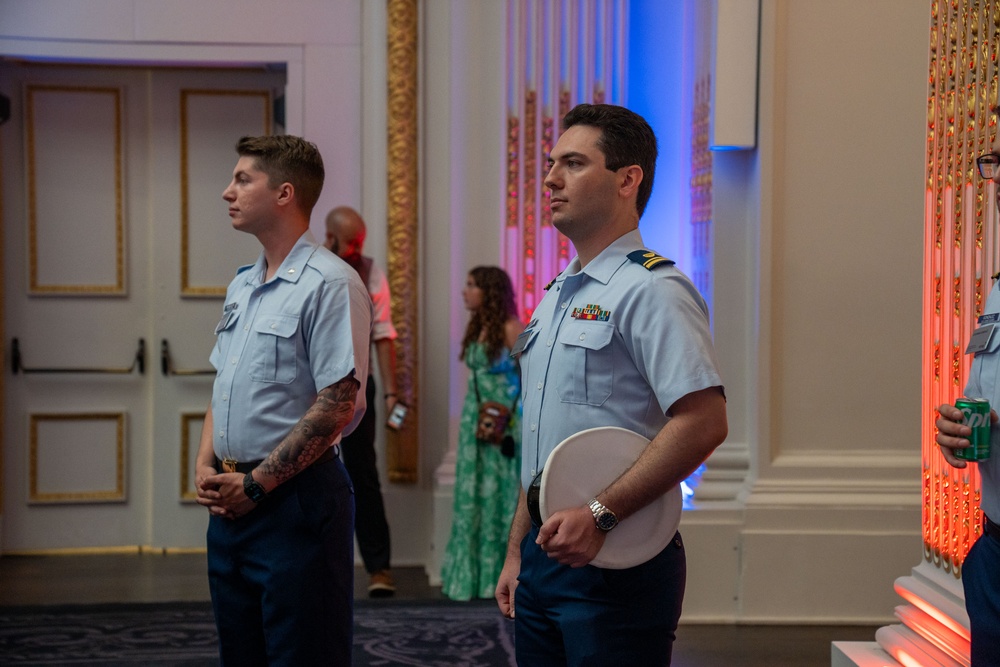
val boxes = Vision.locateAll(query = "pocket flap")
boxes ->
[252,313,299,338]
[981,326,1000,354]
[558,320,614,351]
[215,310,241,334]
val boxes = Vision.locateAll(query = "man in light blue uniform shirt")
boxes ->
[195,135,371,666]
[515,228,723,492]
[495,104,728,666]
[936,106,1000,666]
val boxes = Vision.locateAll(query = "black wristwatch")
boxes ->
[588,498,619,532]
[243,472,267,503]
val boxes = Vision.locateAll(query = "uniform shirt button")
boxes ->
[531,423,537,432]
[547,339,553,347]
[561,302,568,309]
[579,333,586,341]
[218,430,225,437]
[231,357,237,364]
[537,382,543,390]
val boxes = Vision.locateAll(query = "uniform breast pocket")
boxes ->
[555,320,614,406]
[973,326,1000,401]
[210,310,241,373]
[249,314,300,384]
[516,328,539,396]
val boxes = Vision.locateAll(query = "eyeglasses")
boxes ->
[978,152,1000,180]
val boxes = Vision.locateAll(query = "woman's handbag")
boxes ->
[473,371,518,457]
[475,401,512,444]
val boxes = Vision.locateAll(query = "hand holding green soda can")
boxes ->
[955,397,992,461]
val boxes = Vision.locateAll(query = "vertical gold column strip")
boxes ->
[981,0,1000,547]
[942,0,959,574]
[949,2,969,572]
[964,0,986,559]
[506,1,522,239]
[933,0,954,572]
[931,0,948,568]
[924,0,997,577]
[922,0,939,565]
[385,0,419,483]
[521,0,539,316]
[556,1,573,272]
[523,89,538,313]
[506,0,523,307]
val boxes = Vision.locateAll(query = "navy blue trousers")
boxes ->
[514,527,686,666]
[207,456,355,666]
[340,375,392,573]
[964,528,1000,666]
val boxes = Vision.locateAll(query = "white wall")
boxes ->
[691,0,928,622]
[421,0,509,581]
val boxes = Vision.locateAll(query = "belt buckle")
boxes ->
[222,458,238,473]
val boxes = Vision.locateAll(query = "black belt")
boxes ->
[526,470,543,528]
[215,445,338,474]
[986,514,1000,543]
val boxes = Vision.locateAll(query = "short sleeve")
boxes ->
[621,272,724,414]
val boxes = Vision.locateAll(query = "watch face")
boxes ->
[243,474,266,503]
[597,511,617,531]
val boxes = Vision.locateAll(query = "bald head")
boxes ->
[324,206,367,261]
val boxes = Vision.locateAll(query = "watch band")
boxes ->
[588,497,618,532]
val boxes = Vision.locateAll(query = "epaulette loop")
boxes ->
[627,250,674,270]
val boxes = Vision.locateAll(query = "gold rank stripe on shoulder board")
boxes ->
[627,250,675,270]
[544,276,557,290]
[993,270,1000,282]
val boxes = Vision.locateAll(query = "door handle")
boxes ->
[11,338,145,375]
[160,339,215,377]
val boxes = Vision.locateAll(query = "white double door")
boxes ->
[1,61,284,551]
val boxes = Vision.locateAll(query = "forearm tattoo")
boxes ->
[258,377,360,485]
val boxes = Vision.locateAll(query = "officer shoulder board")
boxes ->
[627,250,674,270]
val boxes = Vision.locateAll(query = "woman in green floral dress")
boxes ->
[441,266,524,600]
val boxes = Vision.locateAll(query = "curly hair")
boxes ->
[459,266,518,363]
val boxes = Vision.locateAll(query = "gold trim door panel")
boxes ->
[1,62,284,552]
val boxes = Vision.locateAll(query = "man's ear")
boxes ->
[618,165,643,201]
[275,182,295,207]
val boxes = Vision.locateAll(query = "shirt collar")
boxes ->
[244,231,320,287]
[560,228,645,286]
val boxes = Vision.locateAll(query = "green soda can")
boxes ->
[955,397,992,461]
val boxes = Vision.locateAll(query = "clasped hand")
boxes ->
[535,505,606,568]
[195,466,257,520]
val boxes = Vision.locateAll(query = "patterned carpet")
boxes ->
[0,599,516,666]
